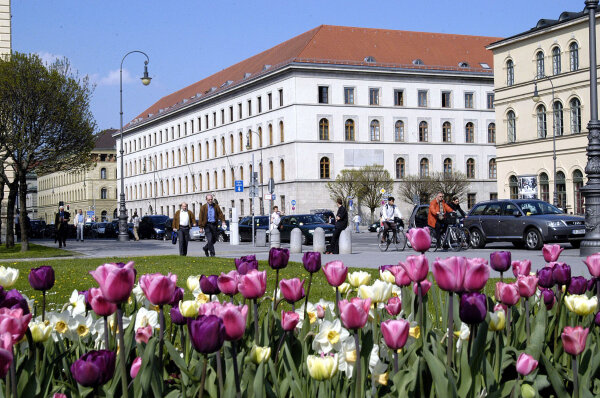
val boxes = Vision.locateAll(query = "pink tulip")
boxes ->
[495,282,520,306]
[316,305,325,319]
[543,244,564,263]
[322,261,348,287]
[512,260,532,278]
[407,228,431,252]
[561,326,589,356]
[464,258,490,292]
[381,319,410,350]
[517,275,538,298]
[494,302,507,313]
[400,255,429,283]
[220,303,248,341]
[583,254,600,278]
[0,308,32,344]
[88,288,117,317]
[281,311,300,331]
[385,296,402,316]
[53,394,67,398]
[413,279,432,295]
[90,261,136,303]
[339,297,371,330]
[198,302,221,316]
[389,265,411,287]
[130,357,142,379]
[0,333,12,379]
[139,273,178,306]
[238,270,267,299]
[279,278,305,304]
[217,271,239,296]
[432,257,466,292]
[135,325,152,344]
[516,353,538,376]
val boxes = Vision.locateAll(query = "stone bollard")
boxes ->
[313,227,326,253]
[230,208,239,245]
[290,228,302,253]
[339,228,352,254]
[256,229,267,247]
[270,228,281,248]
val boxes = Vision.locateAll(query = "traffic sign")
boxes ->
[86,211,94,217]
[291,200,296,206]
[348,199,353,210]
[263,193,273,201]
[234,180,244,192]
[268,178,275,194]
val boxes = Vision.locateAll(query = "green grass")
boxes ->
[0,243,79,259]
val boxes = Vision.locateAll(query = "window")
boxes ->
[229,106,233,121]
[239,132,243,152]
[464,93,474,109]
[230,135,234,153]
[258,127,263,147]
[419,121,428,142]
[418,90,428,107]
[442,122,452,142]
[443,158,453,175]
[441,91,451,108]
[539,173,549,202]
[552,46,561,75]
[221,109,225,124]
[247,100,252,116]
[506,60,514,86]
[319,157,330,179]
[369,88,379,105]
[466,158,475,179]
[213,112,217,126]
[221,137,226,155]
[395,158,405,179]
[556,171,566,209]
[213,139,217,157]
[279,121,284,142]
[247,131,252,149]
[344,87,355,104]
[573,169,584,215]
[238,103,242,119]
[345,119,355,141]
[280,159,285,181]
[101,188,107,199]
[536,51,545,78]
[268,93,272,110]
[509,176,518,199]
[318,86,329,104]
[394,90,404,106]
[554,101,564,136]
[269,161,274,179]
[537,105,547,138]
[100,168,107,179]
[258,96,262,113]
[488,123,496,143]
[419,158,429,177]
[394,120,404,142]
[570,42,579,71]
[467,194,477,209]
[279,89,283,106]
[370,120,380,141]
[487,93,494,109]
[507,111,516,142]
[465,122,474,143]
[570,98,581,134]
[489,158,497,179]
[268,124,273,145]
[319,118,329,140]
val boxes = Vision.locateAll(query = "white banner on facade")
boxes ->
[518,175,538,199]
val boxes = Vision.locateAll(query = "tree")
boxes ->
[397,174,437,205]
[432,172,470,202]
[0,53,97,251]
[325,169,360,209]
[355,165,394,223]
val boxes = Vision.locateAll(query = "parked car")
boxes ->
[463,199,585,250]
[368,222,380,232]
[108,220,134,239]
[29,220,47,239]
[238,216,270,242]
[139,215,169,239]
[409,204,430,229]
[311,209,335,224]
[90,222,109,238]
[191,220,231,242]
[278,214,335,245]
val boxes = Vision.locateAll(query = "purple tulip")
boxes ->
[302,252,322,273]
[595,311,600,327]
[28,266,55,291]
[200,275,220,295]
[170,306,186,326]
[0,289,30,314]
[537,266,555,288]
[168,287,184,306]
[268,248,290,269]
[187,315,225,354]
[541,288,555,310]
[70,350,116,387]
[80,290,92,311]
[588,277,599,293]
[552,263,571,287]
[459,292,487,324]
[235,255,258,275]
[568,276,588,295]
[490,251,511,272]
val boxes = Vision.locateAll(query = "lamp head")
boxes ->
[141,61,152,86]
[532,83,540,102]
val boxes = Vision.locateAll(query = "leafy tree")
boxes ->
[0,52,96,250]
[355,165,394,223]
[325,169,360,209]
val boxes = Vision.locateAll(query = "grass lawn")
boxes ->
[0,243,79,259]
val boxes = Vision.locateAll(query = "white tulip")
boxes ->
[0,266,19,288]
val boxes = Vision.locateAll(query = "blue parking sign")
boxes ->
[234,180,244,192]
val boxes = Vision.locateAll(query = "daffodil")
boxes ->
[307,354,338,380]
[249,345,271,364]
[69,314,93,339]
[348,271,371,288]
[337,282,351,294]
[49,311,72,339]
[313,319,350,353]
[489,309,506,331]
[134,307,159,331]
[67,290,86,316]
[368,345,389,385]
[455,323,470,350]
[337,336,357,378]
[0,266,19,288]
[564,295,598,316]
[409,326,421,339]
[295,302,318,329]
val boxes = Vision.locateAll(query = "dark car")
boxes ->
[368,222,380,232]
[409,204,430,229]
[278,214,335,245]
[463,199,585,250]
[312,209,335,224]
[238,216,270,242]
[29,220,46,239]
[139,215,169,239]
[108,220,134,239]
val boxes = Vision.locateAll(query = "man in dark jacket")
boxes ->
[198,194,226,257]
[173,202,197,256]
[327,198,348,254]
[54,205,70,248]
[448,196,467,218]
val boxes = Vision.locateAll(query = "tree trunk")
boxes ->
[370,208,375,224]
[18,173,28,252]
[5,180,17,248]
[0,179,4,246]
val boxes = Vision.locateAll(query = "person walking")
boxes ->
[352,213,361,233]
[327,198,348,254]
[198,194,226,257]
[74,209,85,242]
[270,205,281,231]
[428,192,454,250]
[54,205,70,248]
[132,212,140,241]
[173,202,197,256]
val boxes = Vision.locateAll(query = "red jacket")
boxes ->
[428,199,454,228]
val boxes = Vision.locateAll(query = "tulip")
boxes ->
[217,271,239,297]
[459,292,487,324]
[323,261,348,287]
[249,345,271,364]
[564,295,598,316]
[0,289,29,314]
[552,263,571,287]
[561,326,589,356]
[0,333,12,379]
[432,257,466,293]
[269,247,290,269]
[29,321,52,342]
[168,287,184,306]
[339,298,371,330]
[135,325,153,344]
[412,280,432,295]
[186,275,200,292]
[568,276,588,295]
[541,288,555,310]
[130,357,142,379]
[511,260,531,278]
[88,288,117,317]
[28,265,55,291]
[400,255,429,283]
[381,319,410,350]
[595,311,600,326]
[220,303,248,341]
[0,267,19,289]
[281,310,300,331]
[490,251,511,273]
[464,258,490,292]
[489,309,506,331]
[516,353,538,376]
[407,227,431,253]
[348,271,371,288]
[385,296,402,316]
[70,350,116,387]
[235,255,258,275]
[537,266,555,288]
[517,275,538,298]
[90,262,136,303]
[170,306,186,325]
[543,244,564,262]
[187,315,225,354]
[379,267,396,284]
[307,354,338,380]
[279,278,305,304]
[200,275,220,296]
[521,385,536,398]
[238,269,267,300]
[198,301,222,316]
[390,265,411,287]
[179,300,200,318]
[303,252,322,273]
[0,307,32,344]
[140,273,178,306]
[358,280,393,303]
[583,253,600,277]
[495,282,520,306]
[316,305,325,319]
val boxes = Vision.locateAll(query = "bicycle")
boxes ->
[435,213,468,252]
[377,223,407,252]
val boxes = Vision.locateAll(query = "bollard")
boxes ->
[230,208,239,245]
[339,228,352,254]
[313,227,326,253]
[270,228,281,248]
[290,228,302,253]
[256,229,267,247]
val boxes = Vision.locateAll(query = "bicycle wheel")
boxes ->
[448,227,462,252]
[377,231,389,252]
[394,230,407,251]
[460,229,470,250]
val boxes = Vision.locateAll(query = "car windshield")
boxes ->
[150,216,169,225]
[294,215,326,225]
[518,201,563,215]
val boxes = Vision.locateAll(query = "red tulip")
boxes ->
[516,353,538,376]
[322,261,348,287]
[464,258,490,292]
[339,297,371,330]
[279,278,306,304]
[139,273,178,306]
[561,326,589,356]
[413,280,432,295]
[281,310,300,331]
[130,357,142,379]
[407,228,431,252]
[512,260,531,278]
[385,296,402,316]
[543,244,564,263]
[217,271,239,296]
[583,254,600,278]
[0,308,32,344]
[381,319,410,350]
[238,269,267,299]
[517,275,538,298]
[432,257,466,292]
[220,303,248,341]
[389,265,411,287]
[400,255,429,283]
[135,325,152,344]
[88,288,117,317]
[495,282,520,306]
[89,262,136,303]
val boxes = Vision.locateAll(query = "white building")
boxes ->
[117,25,501,220]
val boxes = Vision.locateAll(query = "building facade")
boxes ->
[37,130,118,223]
[118,25,500,220]
[488,10,599,214]
[0,0,9,58]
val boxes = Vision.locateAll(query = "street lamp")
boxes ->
[581,0,600,255]
[532,77,559,206]
[118,51,151,242]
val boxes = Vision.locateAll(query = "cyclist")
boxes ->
[448,196,467,218]
[428,192,454,250]
[380,197,402,243]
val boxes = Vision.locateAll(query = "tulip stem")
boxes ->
[467,324,474,364]
[353,331,361,398]
[304,272,314,322]
[230,341,241,398]
[253,299,259,345]
[525,300,530,344]
[393,351,399,374]
[216,350,224,397]
[596,280,600,311]
[554,288,562,353]
[447,292,454,367]
[10,346,16,398]
[42,290,46,322]
[103,315,109,350]
[573,356,579,398]
[494,332,501,382]
[506,306,511,342]
[418,283,425,348]
[335,287,340,318]
[159,305,165,363]
[500,271,503,283]
[199,355,207,398]
[275,331,287,363]
[273,269,280,312]
[117,305,129,398]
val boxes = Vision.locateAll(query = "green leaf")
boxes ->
[539,352,568,397]
[526,304,547,360]
[423,347,451,396]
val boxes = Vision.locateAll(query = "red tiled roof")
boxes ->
[132,25,501,126]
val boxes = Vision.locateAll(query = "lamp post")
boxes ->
[118,51,151,242]
[142,157,158,215]
[246,131,264,246]
[532,77,559,206]
[581,0,600,255]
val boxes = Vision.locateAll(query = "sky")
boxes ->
[11,0,587,131]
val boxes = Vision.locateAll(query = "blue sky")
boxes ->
[12,0,584,131]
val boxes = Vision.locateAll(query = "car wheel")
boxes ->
[570,240,581,249]
[217,233,225,243]
[469,228,486,249]
[524,228,543,250]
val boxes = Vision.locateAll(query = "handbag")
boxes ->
[171,231,178,245]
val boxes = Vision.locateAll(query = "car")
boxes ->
[29,220,46,239]
[463,199,585,250]
[139,215,169,239]
[408,204,430,229]
[90,222,109,238]
[311,209,335,224]
[238,216,270,242]
[108,220,135,239]
[278,214,335,245]
[368,222,380,232]
[190,220,230,242]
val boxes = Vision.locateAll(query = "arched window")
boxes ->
[191,176,195,192]
[489,158,497,179]
[259,163,263,184]
[101,188,107,199]
[221,137,226,155]
[443,158,453,175]
[239,167,243,185]
[569,42,579,71]
[419,121,428,142]
[205,143,209,159]
[178,149,182,165]
[466,158,475,179]
[206,173,210,191]
[536,51,545,78]
[144,184,147,198]
[231,168,235,187]
[394,120,404,142]
[419,158,429,177]
[269,161,274,179]
[345,119,355,141]
[213,139,217,157]
[507,111,516,142]
[537,104,547,138]
[198,174,203,192]
[230,135,234,154]
[190,146,194,162]
[488,123,496,143]
[509,176,518,199]
[395,158,405,179]
[280,159,285,181]
[570,98,581,134]
[506,59,514,86]
[100,168,107,179]
[573,169,584,215]
[279,121,284,142]
[268,124,273,145]
[442,122,452,142]
[214,171,218,190]
[553,101,564,136]
[178,178,182,194]
[539,172,549,202]
[370,120,380,141]
[222,170,226,188]
[239,133,244,152]
[556,171,566,208]
[319,118,329,140]
[101,210,107,222]
[247,130,252,149]
[258,127,263,147]
[198,144,202,160]
[465,122,474,143]
[185,176,189,193]
[319,157,330,179]
[552,46,561,75]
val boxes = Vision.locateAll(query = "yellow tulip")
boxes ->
[30,322,52,342]
[348,271,371,288]
[489,310,506,331]
[195,293,210,305]
[375,372,389,386]
[564,295,598,316]
[306,354,338,380]
[250,345,271,364]
[179,300,200,318]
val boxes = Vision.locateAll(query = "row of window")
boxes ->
[506,41,579,86]
[39,187,112,206]
[39,168,114,191]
